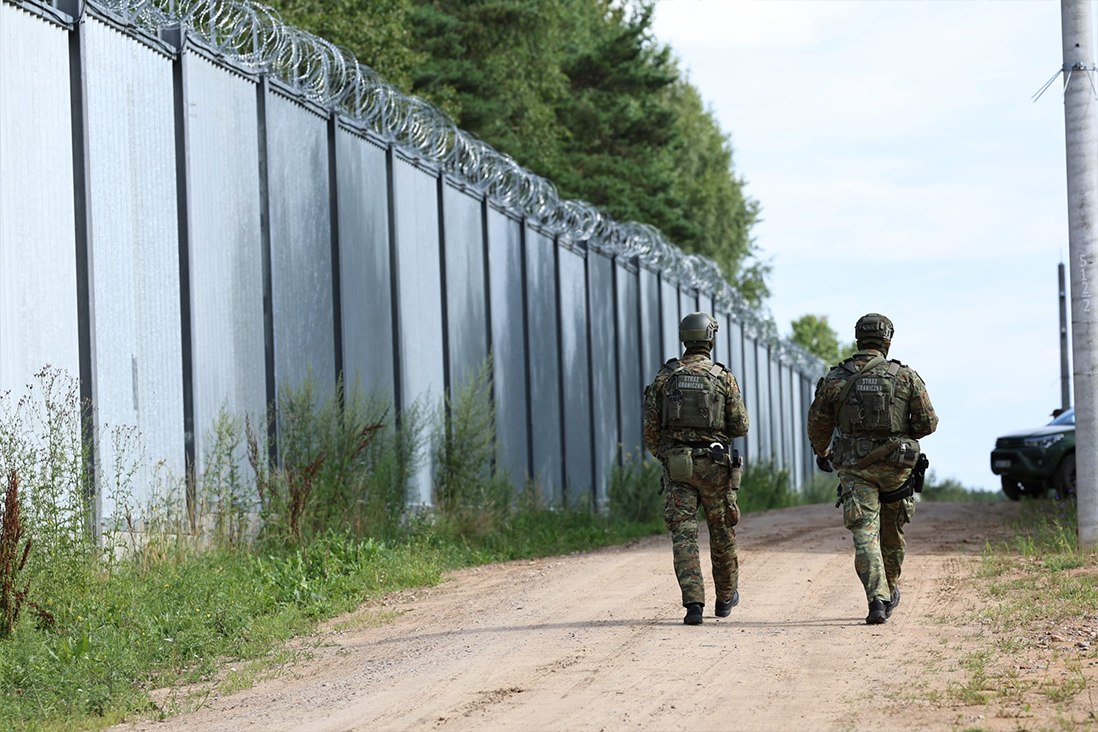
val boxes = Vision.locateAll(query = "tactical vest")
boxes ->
[835,355,911,437]
[660,360,727,431]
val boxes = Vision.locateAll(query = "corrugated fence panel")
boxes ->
[589,252,616,504]
[526,227,562,500]
[679,288,696,322]
[755,343,771,462]
[713,310,729,371]
[442,183,488,393]
[616,261,643,460]
[771,356,784,469]
[759,342,772,463]
[184,52,266,469]
[639,268,661,384]
[266,91,334,395]
[660,277,679,361]
[336,128,394,401]
[559,246,591,505]
[790,365,805,488]
[698,293,714,321]
[728,318,746,464]
[781,362,794,477]
[392,158,444,505]
[0,4,80,391]
[487,208,528,491]
[85,17,184,518]
[804,375,816,481]
[742,335,759,464]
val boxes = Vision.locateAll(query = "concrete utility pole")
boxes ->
[1060,263,1072,410]
[1061,0,1098,547]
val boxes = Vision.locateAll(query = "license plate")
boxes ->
[993,459,1012,469]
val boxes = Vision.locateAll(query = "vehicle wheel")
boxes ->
[1055,453,1076,500]
[1001,476,1023,501]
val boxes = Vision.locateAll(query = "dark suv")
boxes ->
[990,407,1075,500]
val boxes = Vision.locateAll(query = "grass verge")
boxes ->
[931,498,1098,729]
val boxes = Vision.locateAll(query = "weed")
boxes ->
[432,361,511,539]
[607,454,662,526]
[0,471,31,638]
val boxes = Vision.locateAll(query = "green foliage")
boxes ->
[738,461,834,513]
[260,0,422,92]
[249,375,427,545]
[790,314,856,364]
[432,360,513,540]
[920,472,1001,503]
[664,77,766,302]
[608,455,663,526]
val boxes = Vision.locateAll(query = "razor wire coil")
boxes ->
[87,0,824,372]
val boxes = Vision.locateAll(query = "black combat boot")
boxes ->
[683,603,704,625]
[866,599,887,625]
[885,587,900,619]
[715,590,739,617]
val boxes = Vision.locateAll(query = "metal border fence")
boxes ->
[0,0,826,526]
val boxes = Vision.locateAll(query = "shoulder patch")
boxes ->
[839,359,857,374]
[889,358,906,367]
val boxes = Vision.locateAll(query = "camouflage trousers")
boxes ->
[838,465,917,603]
[663,456,739,607]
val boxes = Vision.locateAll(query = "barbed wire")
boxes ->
[88,0,825,374]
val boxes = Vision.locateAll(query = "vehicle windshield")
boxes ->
[1050,408,1075,426]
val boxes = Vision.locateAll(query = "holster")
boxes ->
[879,453,930,504]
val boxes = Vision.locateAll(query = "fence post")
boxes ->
[63,0,100,536]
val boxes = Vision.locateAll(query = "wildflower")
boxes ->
[77,616,82,622]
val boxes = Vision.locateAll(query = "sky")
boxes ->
[652,0,1082,493]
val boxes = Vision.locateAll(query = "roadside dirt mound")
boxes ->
[115,502,1034,732]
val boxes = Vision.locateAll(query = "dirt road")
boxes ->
[120,502,1034,732]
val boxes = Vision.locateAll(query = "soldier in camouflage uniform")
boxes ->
[807,313,938,624]
[643,313,750,626]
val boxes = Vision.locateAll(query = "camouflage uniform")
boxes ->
[643,350,750,608]
[807,348,938,605]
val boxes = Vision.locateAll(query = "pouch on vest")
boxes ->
[888,438,921,468]
[665,447,694,482]
[836,359,910,437]
[660,367,727,431]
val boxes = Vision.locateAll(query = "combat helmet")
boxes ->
[854,313,894,352]
[680,312,719,349]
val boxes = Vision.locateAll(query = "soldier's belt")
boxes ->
[667,441,731,463]
[853,437,900,469]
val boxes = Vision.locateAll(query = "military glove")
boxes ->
[816,453,834,473]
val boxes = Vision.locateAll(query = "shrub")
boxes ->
[432,360,512,540]
[247,374,428,546]
[737,460,795,513]
[608,455,663,525]
[920,471,1001,502]
[0,471,31,639]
